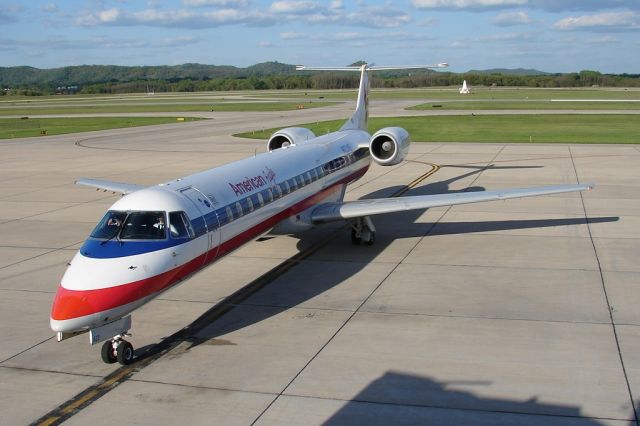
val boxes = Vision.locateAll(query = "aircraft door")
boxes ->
[179,187,220,264]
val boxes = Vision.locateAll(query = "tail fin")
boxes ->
[296,63,448,132]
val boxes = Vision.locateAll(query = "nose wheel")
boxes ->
[100,336,134,365]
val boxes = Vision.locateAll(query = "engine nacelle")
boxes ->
[267,127,316,151]
[369,127,410,166]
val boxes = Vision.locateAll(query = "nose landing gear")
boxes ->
[100,335,134,365]
[89,315,134,365]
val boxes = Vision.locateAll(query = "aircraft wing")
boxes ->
[311,184,593,223]
[75,178,145,194]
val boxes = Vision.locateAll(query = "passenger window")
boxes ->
[236,202,243,217]
[226,206,234,222]
[257,193,265,207]
[297,175,304,187]
[169,211,194,239]
[282,181,290,194]
[246,197,254,212]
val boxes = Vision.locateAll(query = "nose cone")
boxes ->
[50,284,93,332]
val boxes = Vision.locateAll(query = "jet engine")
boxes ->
[369,127,410,166]
[267,127,316,151]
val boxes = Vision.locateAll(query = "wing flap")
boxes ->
[311,184,594,223]
[75,178,145,195]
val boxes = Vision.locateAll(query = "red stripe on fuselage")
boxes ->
[51,164,369,321]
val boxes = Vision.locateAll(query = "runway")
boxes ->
[0,107,639,425]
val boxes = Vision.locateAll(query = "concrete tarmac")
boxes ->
[0,106,639,425]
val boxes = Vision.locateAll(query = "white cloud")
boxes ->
[554,11,640,31]
[491,11,532,26]
[270,1,320,14]
[76,7,273,28]
[587,35,620,44]
[310,32,363,42]
[42,3,59,13]
[335,6,411,28]
[76,3,410,29]
[310,31,433,43]
[412,0,640,12]
[417,16,439,27]
[411,0,527,10]
[0,35,200,51]
[479,31,534,41]
[280,31,305,39]
[258,40,274,47]
[530,1,640,13]
[184,0,248,6]
[96,8,121,24]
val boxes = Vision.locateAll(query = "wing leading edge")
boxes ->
[310,184,594,223]
[75,178,145,194]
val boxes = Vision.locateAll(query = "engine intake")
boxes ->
[370,127,410,166]
[267,127,316,151]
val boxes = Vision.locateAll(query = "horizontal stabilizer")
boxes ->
[76,178,144,194]
[295,64,449,72]
[311,184,593,223]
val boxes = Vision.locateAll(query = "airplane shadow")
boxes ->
[321,371,621,425]
[136,164,618,358]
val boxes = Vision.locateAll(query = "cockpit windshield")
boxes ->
[120,211,167,240]
[90,211,167,240]
[90,211,127,239]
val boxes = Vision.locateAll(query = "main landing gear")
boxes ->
[101,335,134,365]
[350,216,376,245]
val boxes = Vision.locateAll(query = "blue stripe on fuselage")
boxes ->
[80,238,189,259]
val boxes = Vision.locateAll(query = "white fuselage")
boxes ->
[50,129,372,333]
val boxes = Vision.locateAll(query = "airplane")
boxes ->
[460,79,470,94]
[50,63,593,365]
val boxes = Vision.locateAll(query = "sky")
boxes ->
[1,0,639,73]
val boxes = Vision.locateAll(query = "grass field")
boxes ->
[235,115,640,144]
[409,100,640,110]
[2,87,638,115]
[254,87,640,101]
[0,101,337,116]
[0,117,202,139]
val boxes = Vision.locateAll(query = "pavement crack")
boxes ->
[568,145,638,425]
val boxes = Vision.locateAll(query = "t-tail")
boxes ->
[296,63,449,132]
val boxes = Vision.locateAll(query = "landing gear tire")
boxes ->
[101,341,117,364]
[116,341,134,365]
[365,231,375,246]
[350,216,376,246]
[351,228,362,245]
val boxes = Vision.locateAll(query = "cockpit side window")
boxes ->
[120,211,167,240]
[91,211,127,239]
[169,211,195,239]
